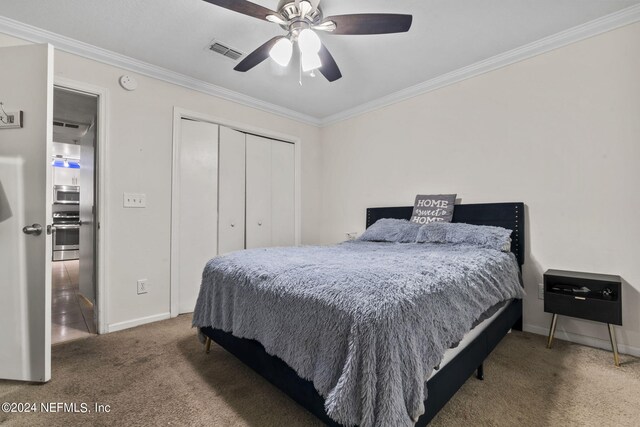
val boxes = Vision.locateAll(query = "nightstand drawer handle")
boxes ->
[574,296,586,300]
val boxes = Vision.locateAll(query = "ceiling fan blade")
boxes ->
[234,36,283,72]
[322,13,413,35]
[202,0,277,22]
[318,44,342,82]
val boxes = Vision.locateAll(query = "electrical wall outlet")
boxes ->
[538,283,544,300]
[0,110,23,129]
[137,279,148,295]
[346,232,358,241]
[124,193,146,208]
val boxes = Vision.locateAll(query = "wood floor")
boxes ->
[52,260,95,344]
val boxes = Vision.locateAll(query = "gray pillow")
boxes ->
[359,218,420,243]
[416,222,513,251]
[410,194,456,225]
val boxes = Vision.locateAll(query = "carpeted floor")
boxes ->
[1,315,638,427]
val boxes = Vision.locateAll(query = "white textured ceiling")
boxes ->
[0,0,638,119]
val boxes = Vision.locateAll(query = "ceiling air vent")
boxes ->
[209,41,243,61]
[52,119,90,139]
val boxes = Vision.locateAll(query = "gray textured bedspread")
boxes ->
[192,241,524,427]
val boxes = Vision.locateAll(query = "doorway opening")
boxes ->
[51,86,99,344]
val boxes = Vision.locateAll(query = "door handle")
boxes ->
[22,223,43,236]
[47,224,56,235]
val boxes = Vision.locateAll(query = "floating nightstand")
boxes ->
[544,269,622,366]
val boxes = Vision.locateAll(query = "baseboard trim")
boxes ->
[523,323,640,358]
[108,312,171,333]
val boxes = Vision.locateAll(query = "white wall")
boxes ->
[0,33,322,331]
[319,23,640,355]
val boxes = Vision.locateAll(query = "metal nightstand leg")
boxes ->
[547,313,558,349]
[607,324,620,367]
[476,364,484,380]
[205,337,212,354]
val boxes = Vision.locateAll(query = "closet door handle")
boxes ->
[230,223,235,228]
[258,221,262,226]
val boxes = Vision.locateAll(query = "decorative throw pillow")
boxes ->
[416,222,513,252]
[410,194,456,225]
[358,218,421,243]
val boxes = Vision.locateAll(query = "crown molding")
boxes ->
[2,4,639,129]
[0,16,322,127]
[319,4,640,126]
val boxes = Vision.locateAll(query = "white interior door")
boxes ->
[0,44,54,382]
[177,119,218,314]
[218,126,245,255]
[271,141,295,247]
[245,134,272,249]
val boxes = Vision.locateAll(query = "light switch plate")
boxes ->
[538,283,544,300]
[124,193,146,208]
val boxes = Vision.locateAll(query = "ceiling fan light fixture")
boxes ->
[298,28,321,55]
[269,37,293,66]
[202,0,413,82]
[301,51,322,72]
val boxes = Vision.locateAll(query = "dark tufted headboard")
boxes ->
[365,202,525,266]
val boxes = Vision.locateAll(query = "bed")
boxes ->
[194,202,525,426]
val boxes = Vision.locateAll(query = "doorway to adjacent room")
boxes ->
[51,85,99,344]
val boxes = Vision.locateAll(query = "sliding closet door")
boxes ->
[218,127,245,254]
[177,119,218,314]
[246,135,295,249]
[271,141,295,246]
[245,135,272,249]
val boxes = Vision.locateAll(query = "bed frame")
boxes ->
[201,202,525,426]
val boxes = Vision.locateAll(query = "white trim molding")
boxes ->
[1,5,639,128]
[53,77,110,335]
[108,312,171,333]
[524,324,640,358]
[321,4,640,125]
[0,16,321,127]
[170,107,303,318]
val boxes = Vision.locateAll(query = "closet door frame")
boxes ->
[170,108,302,318]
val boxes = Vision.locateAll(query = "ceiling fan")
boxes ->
[202,0,413,82]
